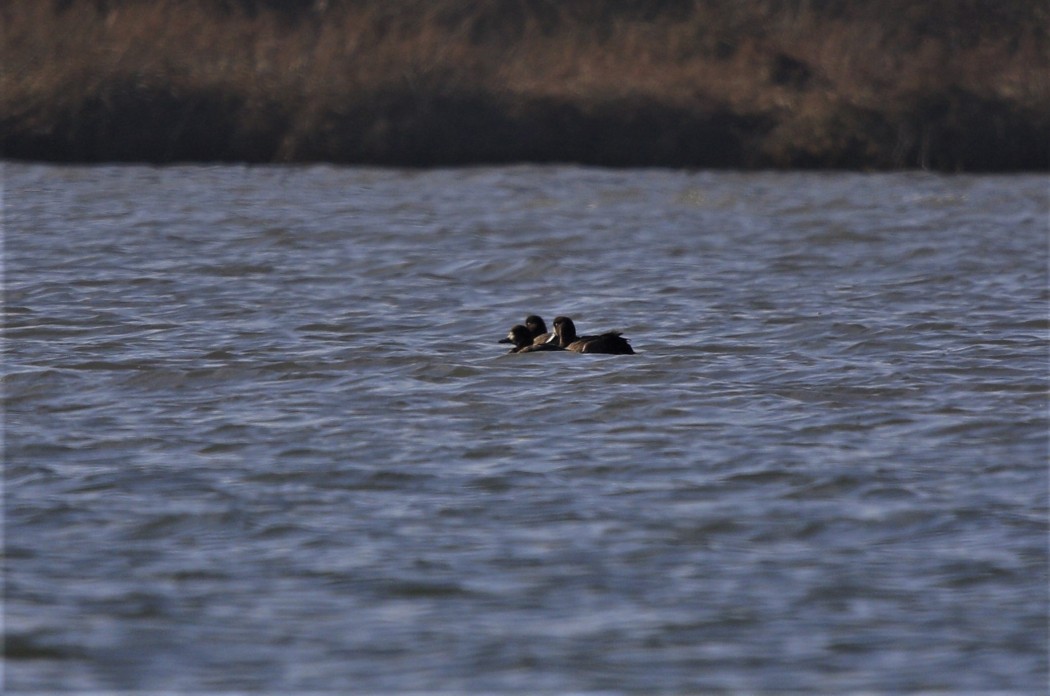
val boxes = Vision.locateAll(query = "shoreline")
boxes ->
[3,1,1047,171]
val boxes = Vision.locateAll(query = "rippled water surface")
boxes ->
[5,163,1048,692]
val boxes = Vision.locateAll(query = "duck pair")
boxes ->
[500,315,634,355]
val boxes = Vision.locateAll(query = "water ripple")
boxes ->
[4,164,1047,693]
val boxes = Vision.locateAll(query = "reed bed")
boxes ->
[3,0,1047,169]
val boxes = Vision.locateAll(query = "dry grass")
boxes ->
[2,0,1047,169]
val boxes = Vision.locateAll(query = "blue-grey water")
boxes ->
[4,163,1048,693]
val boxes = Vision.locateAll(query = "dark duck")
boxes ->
[500,324,565,353]
[547,316,634,354]
[524,315,553,345]
[499,314,553,350]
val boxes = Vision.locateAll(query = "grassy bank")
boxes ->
[3,0,1048,170]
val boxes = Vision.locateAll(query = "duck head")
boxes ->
[550,316,578,346]
[501,324,535,351]
[524,315,547,339]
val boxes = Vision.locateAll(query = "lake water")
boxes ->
[4,163,1048,692]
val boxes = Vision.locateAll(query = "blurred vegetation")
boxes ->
[2,0,1047,169]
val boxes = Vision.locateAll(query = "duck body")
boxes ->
[550,316,635,355]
